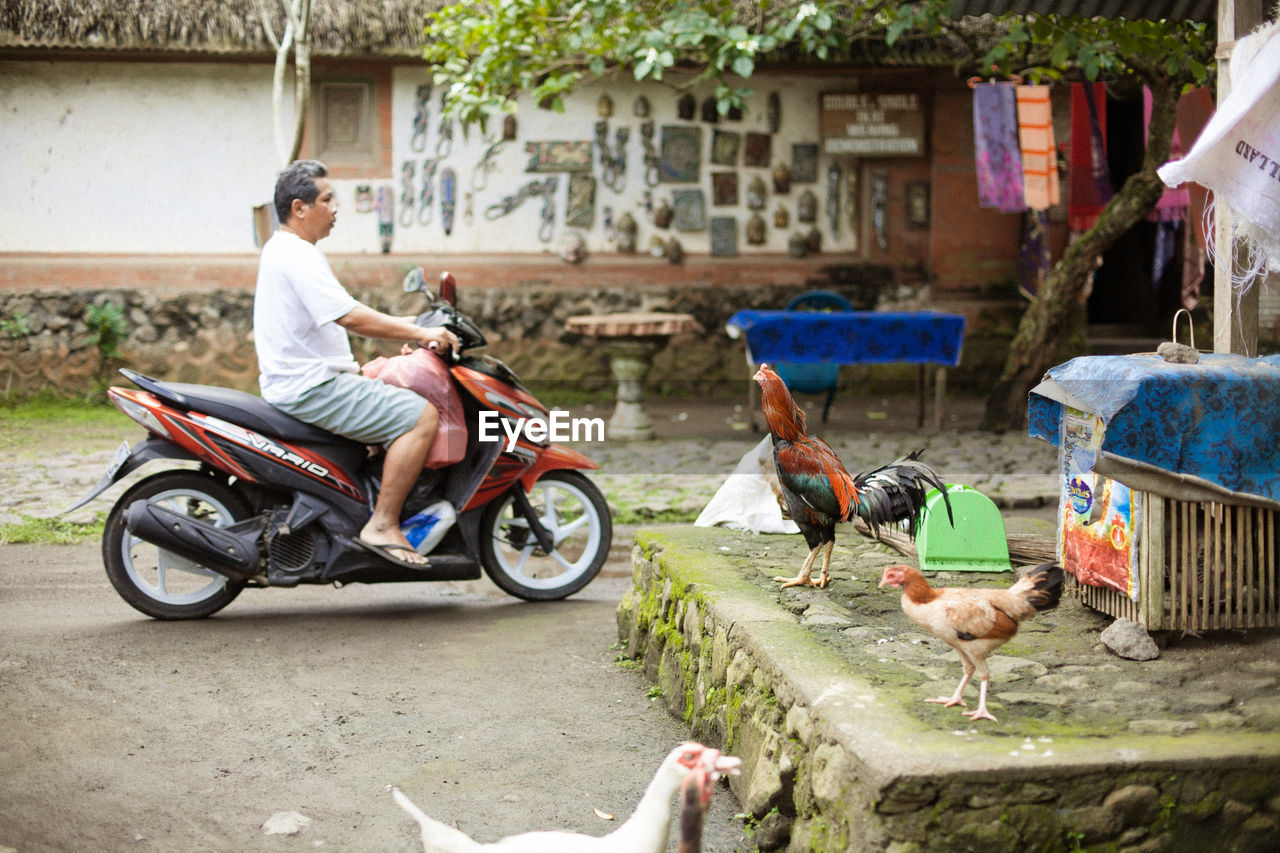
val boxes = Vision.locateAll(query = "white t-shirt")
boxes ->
[254,230,360,404]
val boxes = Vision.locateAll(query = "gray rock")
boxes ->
[1063,804,1124,846]
[1175,691,1233,713]
[987,656,1049,679]
[1236,700,1280,728]
[841,627,879,643]
[1035,673,1093,691]
[1242,660,1280,676]
[1128,718,1198,736]
[1103,784,1160,828]
[801,604,854,628]
[261,811,311,836]
[1199,711,1245,729]
[1100,619,1160,661]
[998,691,1070,707]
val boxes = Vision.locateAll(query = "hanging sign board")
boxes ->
[820,93,925,157]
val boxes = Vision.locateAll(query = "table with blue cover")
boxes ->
[1029,353,1280,505]
[725,310,966,430]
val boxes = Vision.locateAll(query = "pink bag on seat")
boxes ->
[361,348,467,468]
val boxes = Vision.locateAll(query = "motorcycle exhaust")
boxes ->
[124,499,264,579]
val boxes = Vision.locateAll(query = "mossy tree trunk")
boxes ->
[979,81,1181,431]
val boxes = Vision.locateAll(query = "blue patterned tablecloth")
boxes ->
[725,310,966,366]
[1028,353,1280,502]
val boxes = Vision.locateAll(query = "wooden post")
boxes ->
[1213,0,1265,354]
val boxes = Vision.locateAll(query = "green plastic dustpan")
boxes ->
[917,484,1011,573]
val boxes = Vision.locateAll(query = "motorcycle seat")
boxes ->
[122,370,361,448]
[175,383,357,446]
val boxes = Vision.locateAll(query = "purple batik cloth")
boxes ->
[973,83,1026,213]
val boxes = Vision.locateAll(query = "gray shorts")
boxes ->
[276,372,431,447]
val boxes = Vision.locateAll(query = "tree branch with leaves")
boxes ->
[422,1,1215,429]
[421,0,866,126]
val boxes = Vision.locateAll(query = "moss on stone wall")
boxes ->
[619,526,1280,853]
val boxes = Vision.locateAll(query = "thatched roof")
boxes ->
[0,0,447,56]
[2,0,1218,59]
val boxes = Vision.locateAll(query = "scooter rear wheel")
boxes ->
[478,470,611,601]
[102,470,250,620]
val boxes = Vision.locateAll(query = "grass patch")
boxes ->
[0,396,131,458]
[0,513,105,545]
[611,507,699,525]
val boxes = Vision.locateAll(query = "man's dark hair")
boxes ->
[274,159,328,224]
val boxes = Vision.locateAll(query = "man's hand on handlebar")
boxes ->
[417,326,460,359]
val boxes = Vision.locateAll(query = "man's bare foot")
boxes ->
[356,522,427,566]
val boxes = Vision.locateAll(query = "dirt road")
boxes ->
[0,541,750,852]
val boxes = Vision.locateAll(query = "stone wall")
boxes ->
[617,528,1280,853]
[1,259,989,399]
[0,288,259,396]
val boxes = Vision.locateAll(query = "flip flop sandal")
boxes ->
[352,537,428,569]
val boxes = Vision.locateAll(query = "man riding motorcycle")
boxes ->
[256,159,458,569]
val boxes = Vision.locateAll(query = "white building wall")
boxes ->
[0,60,281,254]
[2,58,857,258]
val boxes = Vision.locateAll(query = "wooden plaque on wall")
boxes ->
[819,93,925,157]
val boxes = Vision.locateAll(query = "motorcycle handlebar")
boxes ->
[414,301,486,358]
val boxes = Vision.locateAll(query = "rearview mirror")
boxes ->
[402,267,431,297]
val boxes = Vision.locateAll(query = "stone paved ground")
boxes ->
[579,397,1280,741]
[3,392,1060,527]
[625,526,1280,853]
[701,526,1280,739]
[6,392,1278,739]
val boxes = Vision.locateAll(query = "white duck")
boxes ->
[676,748,723,853]
[391,742,741,853]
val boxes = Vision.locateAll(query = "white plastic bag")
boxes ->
[1159,22,1280,266]
[694,436,799,534]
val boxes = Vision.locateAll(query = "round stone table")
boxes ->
[566,312,700,440]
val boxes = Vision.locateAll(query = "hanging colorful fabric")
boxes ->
[1141,86,1190,294]
[971,82,1026,213]
[1015,85,1059,210]
[1068,82,1112,230]
[1143,86,1190,223]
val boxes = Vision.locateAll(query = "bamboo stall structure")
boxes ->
[1079,494,1279,632]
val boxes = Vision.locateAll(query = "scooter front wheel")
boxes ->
[478,470,612,601]
[102,470,249,620]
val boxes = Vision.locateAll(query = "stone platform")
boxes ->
[617,526,1280,853]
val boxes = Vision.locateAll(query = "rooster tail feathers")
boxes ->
[898,449,954,527]
[848,450,952,537]
[1011,561,1065,612]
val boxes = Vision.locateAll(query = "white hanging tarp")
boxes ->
[1159,20,1280,268]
